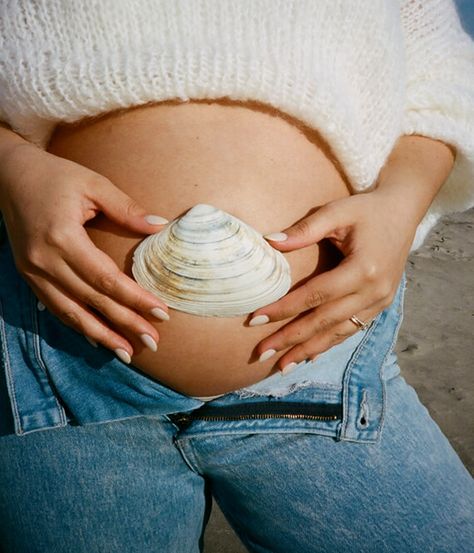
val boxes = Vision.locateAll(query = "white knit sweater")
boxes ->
[1,0,473,251]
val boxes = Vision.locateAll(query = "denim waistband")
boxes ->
[192,322,370,402]
[0,228,406,443]
[171,272,406,444]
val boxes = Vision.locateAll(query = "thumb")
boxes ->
[91,178,169,234]
[263,202,346,251]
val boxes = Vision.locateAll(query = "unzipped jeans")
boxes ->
[0,222,473,552]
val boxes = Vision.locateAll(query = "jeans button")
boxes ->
[37,300,46,311]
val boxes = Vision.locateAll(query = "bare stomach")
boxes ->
[47,98,351,397]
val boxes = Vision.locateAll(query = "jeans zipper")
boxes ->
[169,401,342,429]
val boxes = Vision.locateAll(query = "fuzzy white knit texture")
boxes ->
[1,0,473,251]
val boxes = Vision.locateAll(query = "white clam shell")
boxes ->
[131,204,292,317]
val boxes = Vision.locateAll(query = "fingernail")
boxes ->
[249,314,270,326]
[114,348,131,364]
[144,215,169,225]
[281,361,298,375]
[85,336,98,348]
[259,348,277,362]
[150,307,170,321]
[311,354,319,362]
[140,333,158,352]
[264,232,288,242]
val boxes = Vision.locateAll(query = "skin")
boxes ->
[0,110,456,382]
[0,123,171,358]
[37,99,351,395]
[251,134,456,371]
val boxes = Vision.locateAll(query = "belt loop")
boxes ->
[337,272,407,443]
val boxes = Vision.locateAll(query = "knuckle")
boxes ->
[124,197,140,218]
[23,244,45,270]
[318,317,334,332]
[292,218,312,239]
[131,291,151,311]
[86,174,110,191]
[85,291,107,312]
[60,309,81,329]
[327,336,344,349]
[333,330,352,342]
[319,201,337,217]
[15,256,33,276]
[44,226,71,249]
[95,271,118,295]
[362,262,380,282]
[100,327,121,346]
[294,343,312,360]
[278,325,295,346]
[303,285,325,310]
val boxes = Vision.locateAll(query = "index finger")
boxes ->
[249,257,362,324]
[64,228,170,320]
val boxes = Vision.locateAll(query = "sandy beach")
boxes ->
[396,208,474,473]
[203,207,474,552]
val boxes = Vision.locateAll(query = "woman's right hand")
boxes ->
[0,142,171,363]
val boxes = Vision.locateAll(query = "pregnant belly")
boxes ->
[46,99,351,397]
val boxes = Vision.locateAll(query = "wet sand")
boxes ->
[203,207,474,552]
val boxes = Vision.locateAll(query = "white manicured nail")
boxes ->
[140,333,158,352]
[263,232,288,242]
[259,348,277,362]
[281,362,298,375]
[150,307,170,321]
[249,314,270,326]
[85,336,98,348]
[144,215,169,225]
[114,348,131,364]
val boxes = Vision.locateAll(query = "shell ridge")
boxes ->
[131,204,292,317]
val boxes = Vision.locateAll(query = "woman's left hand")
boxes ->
[249,187,418,373]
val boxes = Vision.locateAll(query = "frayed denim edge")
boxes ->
[232,378,341,399]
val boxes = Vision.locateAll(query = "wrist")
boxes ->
[0,140,43,171]
[371,172,432,227]
[0,141,46,213]
[372,134,456,228]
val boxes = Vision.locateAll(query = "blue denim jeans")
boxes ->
[0,223,473,552]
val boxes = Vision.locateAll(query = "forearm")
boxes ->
[374,134,456,231]
[0,122,44,211]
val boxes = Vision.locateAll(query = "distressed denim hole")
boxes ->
[357,389,370,429]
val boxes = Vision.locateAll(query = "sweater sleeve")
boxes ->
[400,0,474,251]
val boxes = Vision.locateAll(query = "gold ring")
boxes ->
[349,315,370,330]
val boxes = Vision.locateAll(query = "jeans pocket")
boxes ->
[0,234,197,433]
[35,302,202,426]
[0,273,70,435]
